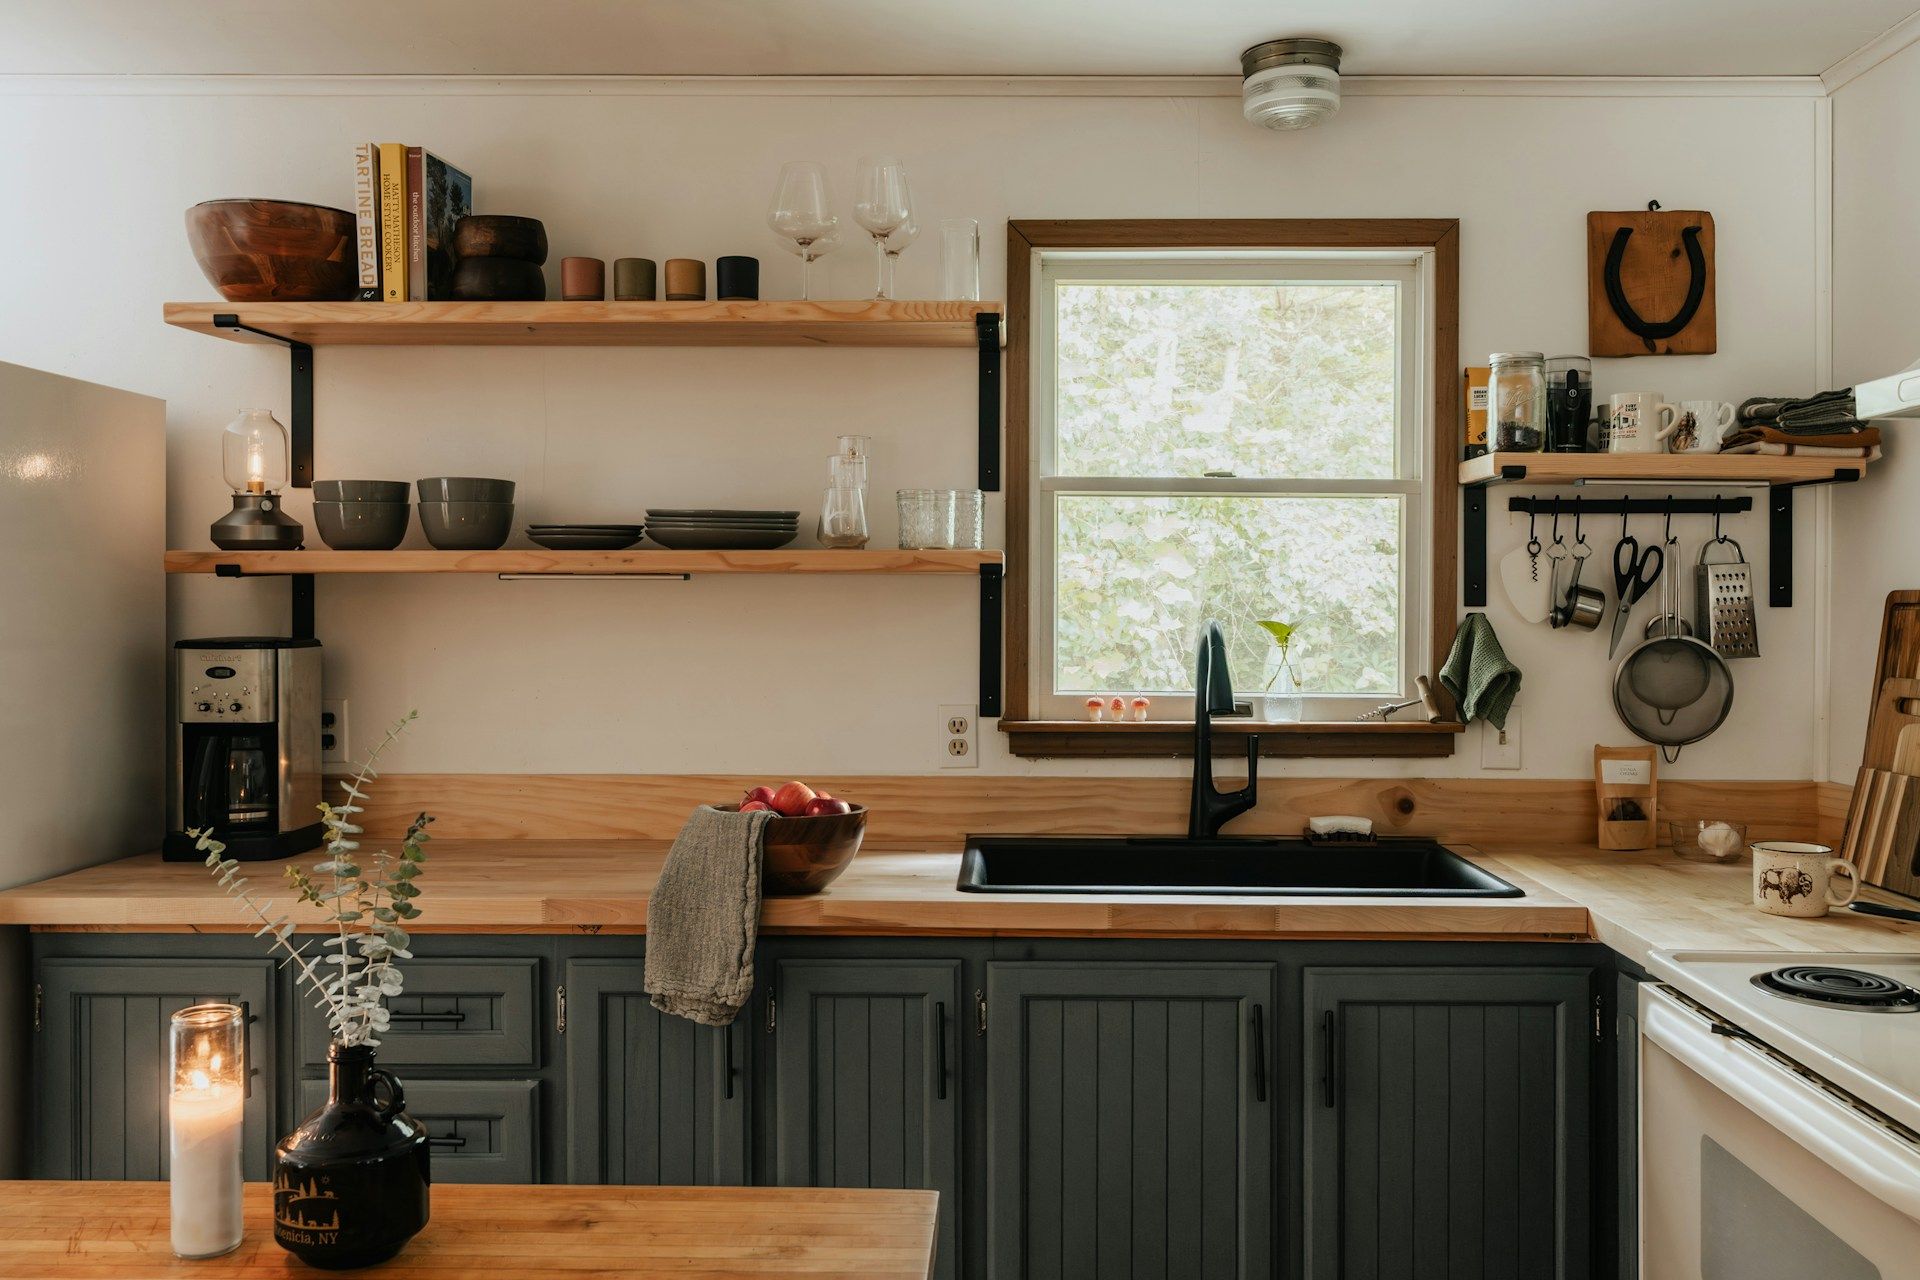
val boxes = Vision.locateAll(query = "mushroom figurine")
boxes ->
[1084,696,1106,723]
[1130,696,1151,722]
[1109,696,1126,721]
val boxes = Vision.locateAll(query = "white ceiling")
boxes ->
[4,0,1916,78]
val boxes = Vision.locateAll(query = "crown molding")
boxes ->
[1822,9,1920,92]
[0,72,1828,99]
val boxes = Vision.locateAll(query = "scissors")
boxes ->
[1609,514,1664,657]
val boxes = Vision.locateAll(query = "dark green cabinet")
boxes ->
[1302,966,1593,1280]
[771,959,963,1280]
[984,961,1276,1280]
[561,958,748,1185]
[297,1077,540,1184]
[34,958,276,1180]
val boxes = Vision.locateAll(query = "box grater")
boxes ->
[1695,538,1760,659]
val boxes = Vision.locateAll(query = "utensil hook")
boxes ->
[1551,506,1564,547]
[1572,499,1590,555]
[1526,508,1541,555]
[1663,497,1676,546]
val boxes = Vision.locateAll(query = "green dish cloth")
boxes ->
[1439,612,1521,731]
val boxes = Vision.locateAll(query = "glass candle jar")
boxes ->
[897,489,984,549]
[170,1003,246,1259]
[1488,352,1547,452]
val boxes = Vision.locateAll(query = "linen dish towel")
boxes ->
[1720,424,1881,452]
[1439,612,1521,732]
[1736,390,1861,430]
[644,803,774,1026]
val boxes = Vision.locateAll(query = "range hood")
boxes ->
[1857,360,1920,419]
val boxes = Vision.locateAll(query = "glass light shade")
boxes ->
[170,1003,246,1259]
[222,408,290,494]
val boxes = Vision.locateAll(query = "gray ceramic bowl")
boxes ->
[419,499,515,549]
[313,500,410,550]
[417,476,516,503]
[314,479,409,503]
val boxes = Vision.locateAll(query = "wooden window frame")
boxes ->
[1000,218,1463,759]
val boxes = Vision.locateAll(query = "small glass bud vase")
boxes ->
[169,1003,247,1259]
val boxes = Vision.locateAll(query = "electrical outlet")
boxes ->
[939,703,978,769]
[1480,707,1521,770]
[321,699,348,765]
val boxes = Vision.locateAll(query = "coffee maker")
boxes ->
[164,637,323,860]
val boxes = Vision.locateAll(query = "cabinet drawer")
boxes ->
[298,1078,540,1185]
[300,958,540,1069]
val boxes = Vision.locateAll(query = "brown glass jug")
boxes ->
[272,1043,430,1269]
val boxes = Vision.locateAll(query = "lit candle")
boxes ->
[169,1004,246,1259]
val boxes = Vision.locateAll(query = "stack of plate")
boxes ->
[645,509,799,550]
[526,522,646,550]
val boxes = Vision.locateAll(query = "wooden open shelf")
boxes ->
[1460,451,1871,487]
[163,300,1002,347]
[165,549,1003,576]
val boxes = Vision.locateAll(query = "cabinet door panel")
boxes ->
[986,961,1275,1280]
[1304,967,1592,1280]
[561,958,746,1185]
[35,958,275,1180]
[298,1077,539,1184]
[299,958,539,1069]
[772,959,961,1280]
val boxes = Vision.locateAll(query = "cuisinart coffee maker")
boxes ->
[164,636,324,860]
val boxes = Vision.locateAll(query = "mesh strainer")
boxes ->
[1612,537,1735,761]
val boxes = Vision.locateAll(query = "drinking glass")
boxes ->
[767,161,840,300]
[880,218,919,300]
[939,218,980,301]
[818,486,869,549]
[853,156,913,300]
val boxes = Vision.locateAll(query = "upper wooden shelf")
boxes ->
[163,300,1002,348]
[165,549,1003,576]
[1460,451,1870,487]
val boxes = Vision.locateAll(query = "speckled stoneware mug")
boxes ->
[1752,841,1860,918]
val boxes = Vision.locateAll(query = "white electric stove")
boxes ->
[1640,951,1920,1279]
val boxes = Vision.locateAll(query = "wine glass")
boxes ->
[852,156,913,300]
[767,161,839,300]
[879,218,919,302]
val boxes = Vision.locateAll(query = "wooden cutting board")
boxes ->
[1864,677,1920,772]
[1841,766,1920,895]
[1871,590,1920,691]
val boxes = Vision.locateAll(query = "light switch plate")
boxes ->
[1480,707,1521,770]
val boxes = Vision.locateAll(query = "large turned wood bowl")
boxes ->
[185,199,358,301]
[751,805,869,896]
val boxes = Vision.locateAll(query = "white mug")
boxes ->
[1609,393,1680,453]
[1670,400,1736,454]
[1752,841,1860,918]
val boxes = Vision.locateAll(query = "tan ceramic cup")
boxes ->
[1752,841,1859,917]
[664,258,707,301]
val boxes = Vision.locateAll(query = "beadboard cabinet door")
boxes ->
[1302,966,1593,1280]
[984,961,1277,1280]
[34,958,276,1180]
[560,958,747,1185]
[771,959,962,1280]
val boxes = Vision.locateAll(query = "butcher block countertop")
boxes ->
[2,840,1917,958]
[0,1181,938,1280]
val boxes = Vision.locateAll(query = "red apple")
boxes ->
[770,780,816,817]
[739,800,772,813]
[742,785,778,808]
[802,796,852,817]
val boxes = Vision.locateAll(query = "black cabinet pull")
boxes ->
[387,1010,467,1025]
[1251,1004,1268,1103]
[723,1023,739,1100]
[426,1134,467,1150]
[935,1001,950,1101]
[1320,1009,1339,1109]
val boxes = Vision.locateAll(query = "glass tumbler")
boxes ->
[939,218,981,301]
[942,488,984,550]
[897,489,941,548]
[818,486,869,549]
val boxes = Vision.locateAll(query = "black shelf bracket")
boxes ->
[211,561,316,640]
[1766,466,1861,608]
[212,313,313,489]
[979,562,1004,717]
[977,312,1002,493]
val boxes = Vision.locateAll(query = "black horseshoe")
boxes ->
[1604,224,1707,342]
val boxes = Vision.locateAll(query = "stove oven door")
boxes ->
[1640,984,1920,1279]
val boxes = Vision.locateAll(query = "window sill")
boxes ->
[999,719,1464,759]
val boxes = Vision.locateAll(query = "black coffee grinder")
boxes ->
[164,637,324,860]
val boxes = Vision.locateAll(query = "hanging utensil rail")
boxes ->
[1505,495,1751,520]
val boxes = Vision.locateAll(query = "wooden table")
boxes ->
[0,1181,938,1279]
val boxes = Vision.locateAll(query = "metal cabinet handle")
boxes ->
[1320,1009,1339,1109]
[935,1001,950,1101]
[387,1010,467,1025]
[1251,1004,1268,1103]
[426,1134,468,1150]
[723,1023,739,1101]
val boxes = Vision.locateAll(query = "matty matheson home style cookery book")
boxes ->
[353,142,472,302]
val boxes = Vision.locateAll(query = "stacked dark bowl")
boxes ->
[418,478,516,549]
[313,480,410,549]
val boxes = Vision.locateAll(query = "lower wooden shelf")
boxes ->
[165,549,1003,575]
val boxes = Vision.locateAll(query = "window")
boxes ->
[1003,221,1460,756]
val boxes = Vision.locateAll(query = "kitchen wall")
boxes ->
[0,77,1829,779]
[1830,39,1920,781]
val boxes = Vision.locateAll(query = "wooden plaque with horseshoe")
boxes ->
[1586,208,1716,356]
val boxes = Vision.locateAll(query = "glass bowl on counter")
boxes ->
[1668,819,1749,863]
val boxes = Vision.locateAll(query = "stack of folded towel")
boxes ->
[1721,391,1882,459]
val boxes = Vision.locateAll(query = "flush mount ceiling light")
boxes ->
[1240,37,1343,131]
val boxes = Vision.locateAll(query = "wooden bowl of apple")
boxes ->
[735,781,867,896]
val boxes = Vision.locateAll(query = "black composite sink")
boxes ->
[955,835,1523,897]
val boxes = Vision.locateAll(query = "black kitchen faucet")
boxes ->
[1188,620,1261,839]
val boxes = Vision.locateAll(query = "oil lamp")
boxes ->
[209,408,303,550]
[169,1002,247,1258]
